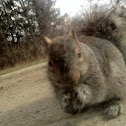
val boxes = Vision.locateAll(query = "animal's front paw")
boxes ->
[105,104,123,118]
[75,85,91,107]
[70,85,91,113]
[59,92,74,113]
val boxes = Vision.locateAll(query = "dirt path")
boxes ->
[0,63,126,126]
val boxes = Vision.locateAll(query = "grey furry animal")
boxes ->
[44,8,126,118]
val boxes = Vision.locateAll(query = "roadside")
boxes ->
[0,59,47,76]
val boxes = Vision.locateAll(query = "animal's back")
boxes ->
[80,35,126,100]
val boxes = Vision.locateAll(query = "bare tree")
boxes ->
[0,0,61,69]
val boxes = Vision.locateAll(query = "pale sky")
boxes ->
[55,0,111,16]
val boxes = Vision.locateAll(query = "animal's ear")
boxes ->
[69,28,80,47]
[44,36,52,45]
[69,28,78,41]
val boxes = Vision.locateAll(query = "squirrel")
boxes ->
[44,7,126,118]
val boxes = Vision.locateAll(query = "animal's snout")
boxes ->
[69,70,80,84]
[62,68,80,85]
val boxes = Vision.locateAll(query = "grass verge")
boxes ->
[0,59,47,76]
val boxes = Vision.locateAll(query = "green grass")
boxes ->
[0,59,47,76]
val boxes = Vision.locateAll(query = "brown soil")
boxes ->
[0,63,126,126]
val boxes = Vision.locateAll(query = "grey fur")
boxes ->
[45,8,126,118]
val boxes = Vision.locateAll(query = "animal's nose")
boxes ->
[62,68,80,84]
[69,69,80,84]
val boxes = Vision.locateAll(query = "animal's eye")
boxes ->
[78,50,81,58]
[49,61,53,67]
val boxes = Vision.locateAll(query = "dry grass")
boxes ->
[0,58,47,76]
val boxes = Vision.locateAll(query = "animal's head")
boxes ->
[44,28,88,87]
